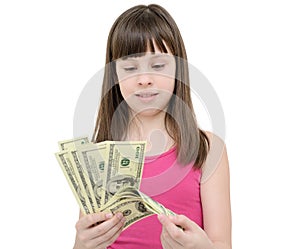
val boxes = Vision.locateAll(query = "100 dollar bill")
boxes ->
[76,143,108,210]
[102,141,146,206]
[56,136,96,213]
[55,137,180,230]
[55,150,92,214]
[100,186,176,229]
[58,136,90,151]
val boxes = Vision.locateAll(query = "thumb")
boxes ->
[157,214,171,226]
[168,214,197,231]
[80,212,113,228]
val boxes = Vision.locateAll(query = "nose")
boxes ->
[137,73,153,86]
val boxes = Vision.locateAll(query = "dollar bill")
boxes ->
[55,137,180,229]
[58,136,90,151]
[55,150,92,214]
[57,136,99,212]
[100,194,154,229]
[76,143,108,210]
[68,149,98,213]
[100,186,176,229]
[114,186,175,216]
[102,141,146,205]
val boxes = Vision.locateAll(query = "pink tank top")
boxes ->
[108,147,203,249]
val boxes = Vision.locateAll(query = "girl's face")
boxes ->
[116,43,176,118]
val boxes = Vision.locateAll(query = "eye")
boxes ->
[152,64,165,70]
[124,66,137,72]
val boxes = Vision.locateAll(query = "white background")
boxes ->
[1,0,299,248]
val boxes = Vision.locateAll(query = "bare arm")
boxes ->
[201,134,232,249]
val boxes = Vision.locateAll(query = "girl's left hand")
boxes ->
[158,214,214,249]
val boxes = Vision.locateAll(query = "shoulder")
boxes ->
[203,130,224,145]
[201,131,228,184]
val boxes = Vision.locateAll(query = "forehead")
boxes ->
[119,39,173,59]
[111,25,175,59]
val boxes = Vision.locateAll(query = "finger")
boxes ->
[94,217,125,247]
[77,213,124,248]
[76,212,112,230]
[161,236,173,249]
[89,212,124,239]
[168,214,198,231]
[158,214,185,245]
[161,226,183,249]
[160,227,171,249]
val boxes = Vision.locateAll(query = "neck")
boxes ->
[126,111,174,155]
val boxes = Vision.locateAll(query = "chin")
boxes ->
[132,107,166,118]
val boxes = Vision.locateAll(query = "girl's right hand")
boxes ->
[73,211,125,249]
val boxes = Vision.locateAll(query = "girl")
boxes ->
[74,4,231,249]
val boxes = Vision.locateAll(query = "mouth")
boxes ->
[135,92,159,102]
[135,92,159,98]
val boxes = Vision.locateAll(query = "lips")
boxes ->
[135,91,159,102]
[135,92,159,98]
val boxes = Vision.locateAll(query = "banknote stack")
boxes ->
[55,136,175,229]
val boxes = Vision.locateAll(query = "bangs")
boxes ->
[111,6,175,60]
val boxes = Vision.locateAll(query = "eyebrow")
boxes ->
[121,54,172,61]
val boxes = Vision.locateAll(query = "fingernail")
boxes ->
[169,215,175,220]
[157,214,163,221]
[116,212,123,219]
[105,213,113,219]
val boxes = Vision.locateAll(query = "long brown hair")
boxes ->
[93,4,209,169]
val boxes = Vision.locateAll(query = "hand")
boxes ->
[158,214,214,249]
[73,212,125,249]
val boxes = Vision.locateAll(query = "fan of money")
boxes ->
[55,136,175,229]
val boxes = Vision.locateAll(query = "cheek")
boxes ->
[118,80,133,99]
[159,78,175,94]
[168,80,175,93]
